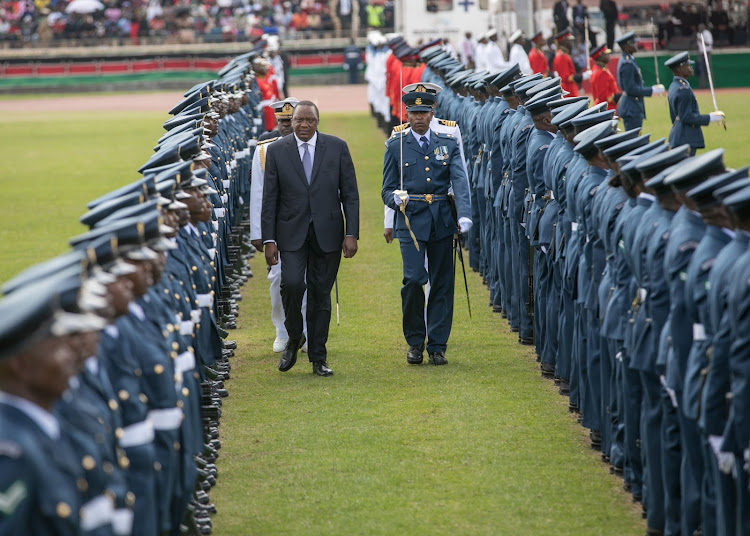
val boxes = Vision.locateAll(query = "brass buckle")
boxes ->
[425,194,434,204]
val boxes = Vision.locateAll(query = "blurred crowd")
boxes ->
[0,0,393,47]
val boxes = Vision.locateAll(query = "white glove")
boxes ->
[458,217,473,234]
[582,70,592,81]
[651,84,666,95]
[719,451,736,475]
[393,192,408,206]
[710,111,726,123]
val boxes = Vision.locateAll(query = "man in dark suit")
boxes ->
[553,0,570,34]
[261,100,360,377]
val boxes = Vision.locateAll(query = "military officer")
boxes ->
[382,89,472,366]
[0,281,93,534]
[665,51,726,156]
[616,32,665,131]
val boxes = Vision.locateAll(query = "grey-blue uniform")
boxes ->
[661,151,726,536]
[665,52,711,156]
[682,169,745,536]
[0,281,92,535]
[714,181,750,536]
[701,175,750,536]
[382,90,471,358]
[721,191,750,528]
[615,32,658,131]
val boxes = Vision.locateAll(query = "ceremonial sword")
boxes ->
[700,32,726,131]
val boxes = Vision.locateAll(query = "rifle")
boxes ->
[449,194,472,318]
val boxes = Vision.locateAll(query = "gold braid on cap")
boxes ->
[274,102,294,118]
[415,84,426,92]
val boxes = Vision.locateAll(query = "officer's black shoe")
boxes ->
[559,380,570,396]
[279,335,305,372]
[509,326,519,333]
[540,363,555,378]
[312,361,333,377]
[519,336,534,345]
[428,351,448,366]
[407,344,425,365]
[223,340,237,350]
[645,527,663,535]
[590,430,602,449]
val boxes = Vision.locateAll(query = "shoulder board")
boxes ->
[701,258,715,272]
[257,137,279,145]
[435,132,454,139]
[0,440,21,459]
[679,240,700,252]
[438,119,456,127]
[393,123,410,132]
[386,132,408,144]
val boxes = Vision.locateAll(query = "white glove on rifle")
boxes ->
[458,217,472,234]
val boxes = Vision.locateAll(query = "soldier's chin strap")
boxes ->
[394,189,419,251]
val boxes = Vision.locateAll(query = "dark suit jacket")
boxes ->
[261,132,359,253]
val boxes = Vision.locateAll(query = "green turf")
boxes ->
[0,90,748,534]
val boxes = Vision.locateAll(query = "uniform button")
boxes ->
[115,428,123,439]
[108,399,118,411]
[177,400,184,408]
[134,368,142,377]
[82,455,96,470]
[424,156,429,160]
[174,441,181,452]
[139,393,148,404]
[172,342,179,351]
[154,364,164,374]
[154,461,162,472]
[77,478,88,493]
[425,167,430,171]
[56,502,72,518]
[118,390,129,401]
[102,462,114,474]
[404,163,409,167]
[119,456,130,469]
[182,387,190,397]
[426,178,431,182]
[125,492,135,507]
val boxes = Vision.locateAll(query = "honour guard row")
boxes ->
[378,29,742,536]
[0,36,300,535]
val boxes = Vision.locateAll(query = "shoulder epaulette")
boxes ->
[435,132,454,139]
[438,119,457,127]
[393,123,410,132]
[257,137,279,145]
[386,132,408,144]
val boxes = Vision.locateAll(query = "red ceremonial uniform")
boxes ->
[385,53,403,121]
[591,65,619,111]
[529,47,549,75]
[256,67,280,131]
[553,49,578,97]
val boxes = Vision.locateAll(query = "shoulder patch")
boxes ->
[393,123,410,132]
[679,240,700,252]
[435,132,453,139]
[257,137,278,145]
[438,119,457,127]
[386,132,408,144]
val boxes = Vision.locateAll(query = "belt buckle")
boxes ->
[425,194,434,204]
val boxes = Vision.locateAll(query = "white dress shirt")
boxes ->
[295,131,318,163]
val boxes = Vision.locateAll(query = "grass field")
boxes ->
[1,90,749,535]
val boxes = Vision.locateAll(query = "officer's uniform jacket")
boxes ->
[668,76,710,150]
[617,53,653,120]
[382,129,470,242]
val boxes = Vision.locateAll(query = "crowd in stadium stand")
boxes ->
[0,0,394,47]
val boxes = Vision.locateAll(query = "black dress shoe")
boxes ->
[279,335,305,372]
[428,351,447,366]
[540,363,555,378]
[312,361,333,377]
[407,344,424,365]
[519,336,534,345]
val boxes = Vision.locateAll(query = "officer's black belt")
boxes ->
[408,194,448,205]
